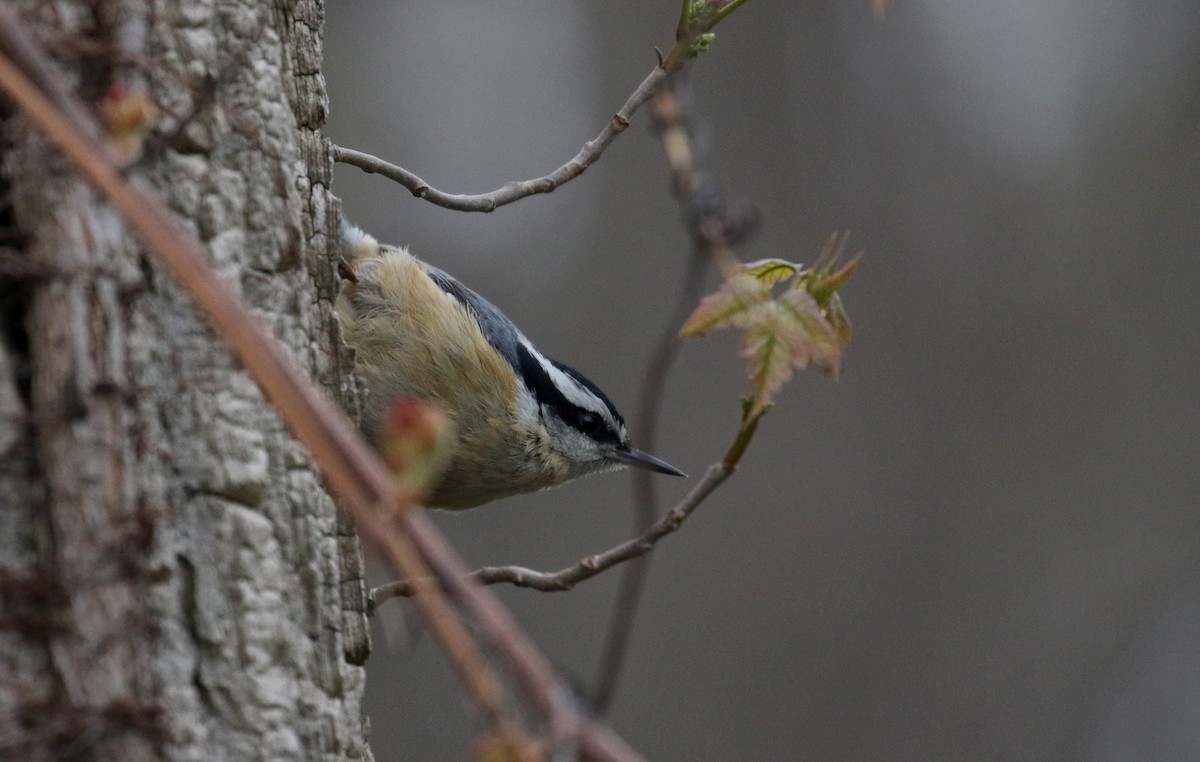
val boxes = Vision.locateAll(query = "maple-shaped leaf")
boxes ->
[680,234,859,417]
[678,272,769,337]
[737,305,798,414]
[776,288,841,374]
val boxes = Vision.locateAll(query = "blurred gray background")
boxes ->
[323,2,1200,759]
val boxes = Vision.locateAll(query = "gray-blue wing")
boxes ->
[423,263,524,373]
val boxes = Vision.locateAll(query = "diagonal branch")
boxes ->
[0,12,641,762]
[0,13,525,749]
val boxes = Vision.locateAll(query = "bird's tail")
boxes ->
[339,218,380,264]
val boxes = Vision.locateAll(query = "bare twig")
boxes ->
[0,13,642,761]
[335,0,758,214]
[370,462,726,602]
[332,65,668,213]
[714,0,754,25]
[369,407,764,605]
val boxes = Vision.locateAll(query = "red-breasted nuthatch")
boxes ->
[336,222,685,509]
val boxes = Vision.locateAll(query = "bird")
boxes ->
[335,222,685,508]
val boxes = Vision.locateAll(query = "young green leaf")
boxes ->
[678,272,769,337]
[776,288,841,375]
[680,235,859,415]
[743,258,800,286]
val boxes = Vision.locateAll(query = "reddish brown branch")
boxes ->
[0,11,640,761]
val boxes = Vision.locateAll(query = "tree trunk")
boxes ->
[0,1,372,759]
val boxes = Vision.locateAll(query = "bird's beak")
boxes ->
[611,446,687,477]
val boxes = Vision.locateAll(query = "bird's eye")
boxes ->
[577,412,602,435]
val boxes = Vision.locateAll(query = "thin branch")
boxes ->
[334,0,758,214]
[675,0,692,42]
[358,508,515,735]
[332,65,669,213]
[0,11,522,746]
[369,408,764,605]
[591,80,714,705]
[0,14,642,762]
[590,248,707,714]
[714,0,754,26]
[593,78,756,714]
[371,461,728,603]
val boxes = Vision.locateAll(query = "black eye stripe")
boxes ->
[515,344,622,443]
[422,258,625,442]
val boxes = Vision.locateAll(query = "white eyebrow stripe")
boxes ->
[518,337,615,422]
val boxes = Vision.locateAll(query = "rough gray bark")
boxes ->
[0,1,371,759]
